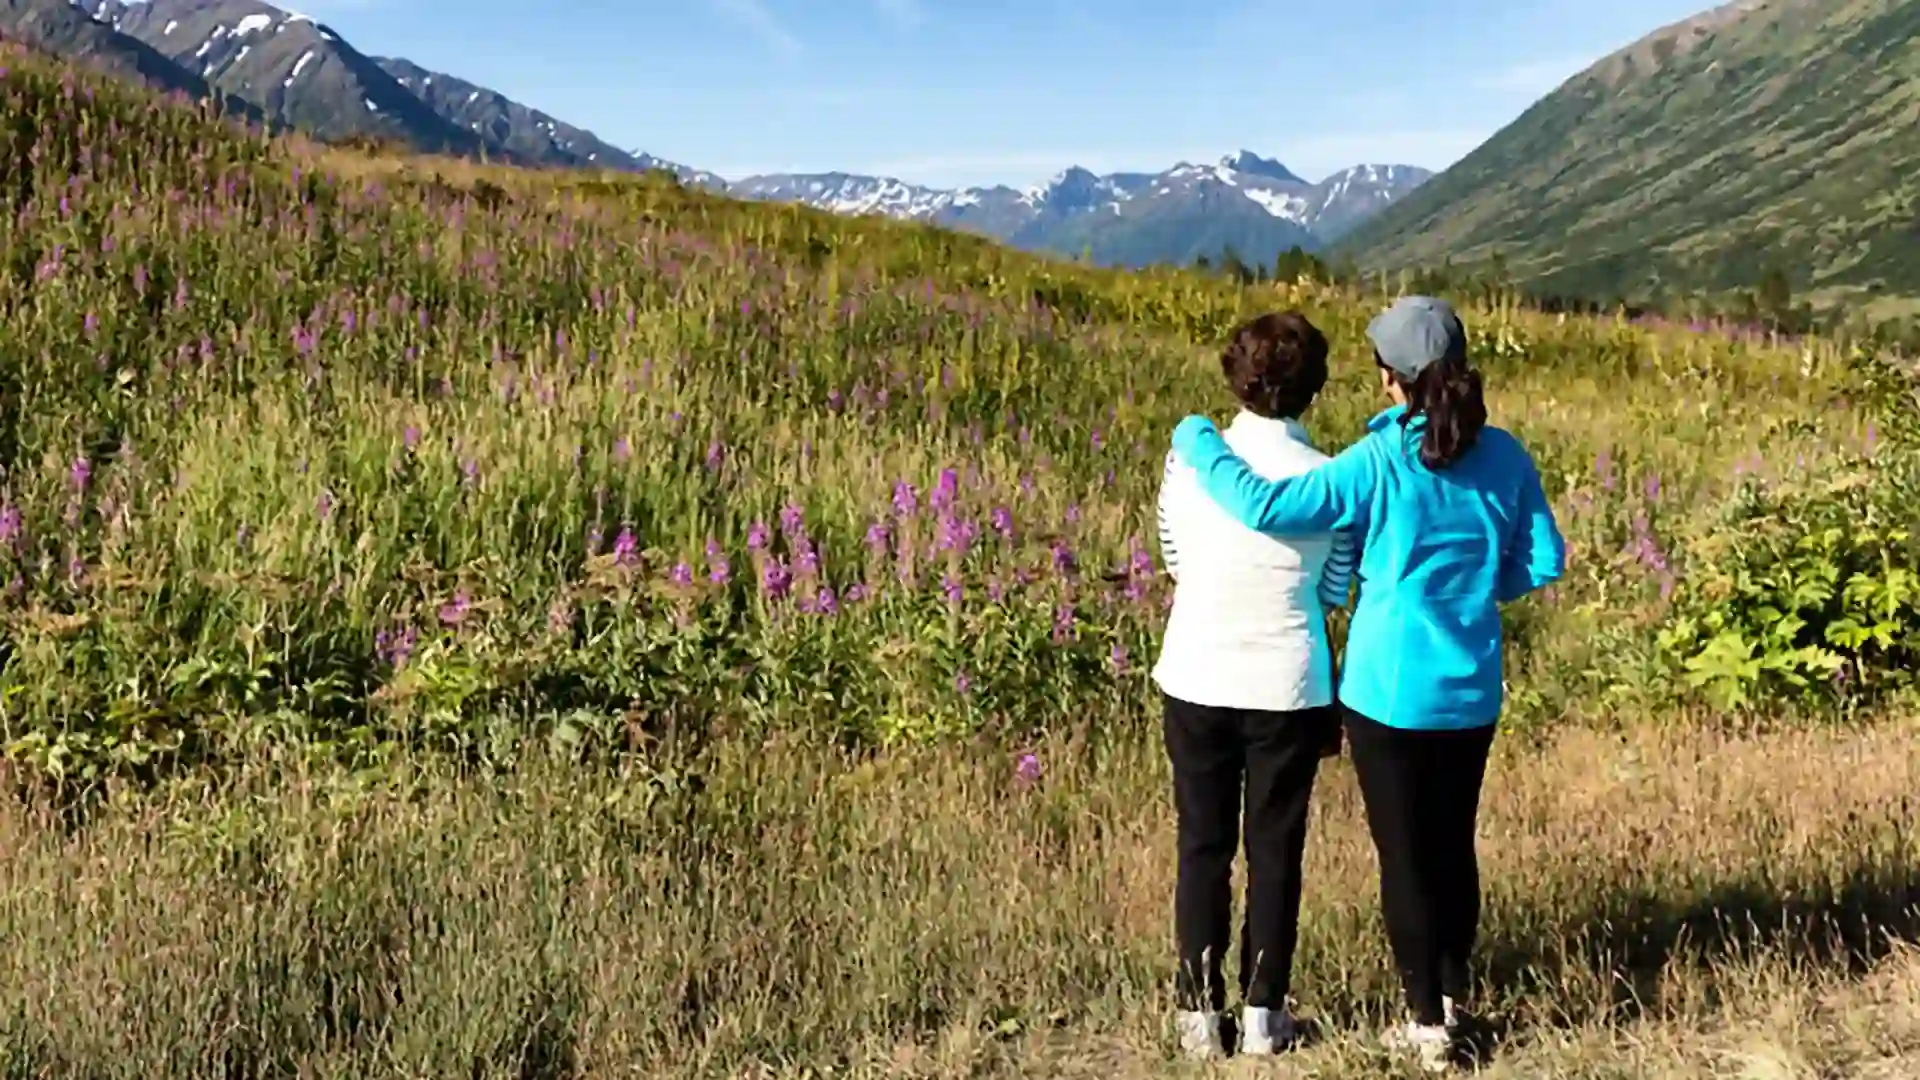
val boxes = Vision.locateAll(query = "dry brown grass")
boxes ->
[1,717,1914,1078]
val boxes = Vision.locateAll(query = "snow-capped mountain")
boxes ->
[11,0,1431,268]
[731,152,1432,267]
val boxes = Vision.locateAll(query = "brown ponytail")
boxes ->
[1378,352,1487,470]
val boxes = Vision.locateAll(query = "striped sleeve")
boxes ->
[1318,527,1358,608]
[1157,452,1180,582]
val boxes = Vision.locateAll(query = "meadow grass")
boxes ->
[2,721,1916,1077]
[0,40,1916,1078]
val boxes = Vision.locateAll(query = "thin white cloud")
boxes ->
[872,0,921,27]
[1469,54,1595,96]
[709,0,802,57]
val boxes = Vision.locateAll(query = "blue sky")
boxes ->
[289,0,1710,188]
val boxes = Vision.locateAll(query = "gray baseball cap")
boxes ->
[1367,295,1466,378]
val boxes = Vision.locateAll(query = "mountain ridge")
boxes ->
[730,155,1433,267]
[1337,0,1920,309]
[5,0,1434,270]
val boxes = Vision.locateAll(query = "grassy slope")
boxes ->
[1339,0,1920,308]
[0,36,1915,1078]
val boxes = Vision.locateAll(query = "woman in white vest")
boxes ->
[1152,310,1356,1058]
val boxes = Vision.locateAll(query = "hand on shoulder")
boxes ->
[1171,415,1219,459]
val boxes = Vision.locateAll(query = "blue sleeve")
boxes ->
[1498,452,1566,603]
[1170,415,1376,534]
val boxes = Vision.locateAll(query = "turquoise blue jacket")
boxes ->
[1171,405,1566,730]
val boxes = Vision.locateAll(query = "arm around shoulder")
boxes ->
[1170,416,1376,534]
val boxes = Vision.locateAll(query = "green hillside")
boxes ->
[1339,0,1920,313]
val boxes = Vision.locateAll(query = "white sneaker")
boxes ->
[1443,995,1461,1033]
[1237,1005,1299,1055]
[1175,1010,1223,1059]
[1381,1019,1453,1073]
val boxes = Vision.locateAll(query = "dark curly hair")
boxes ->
[1220,311,1329,420]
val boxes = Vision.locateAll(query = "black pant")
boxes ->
[1164,693,1335,1012]
[1342,706,1496,1026]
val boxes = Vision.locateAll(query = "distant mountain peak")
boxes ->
[1220,150,1302,183]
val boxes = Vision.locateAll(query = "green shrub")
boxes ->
[1658,405,1916,711]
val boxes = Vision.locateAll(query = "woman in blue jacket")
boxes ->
[1170,295,1566,1072]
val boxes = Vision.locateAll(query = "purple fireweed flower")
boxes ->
[1015,753,1042,785]
[1065,503,1081,526]
[779,503,805,536]
[761,559,793,600]
[1110,644,1130,675]
[316,490,334,520]
[935,516,976,555]
[865,521,892,553]
[990,506,1014,539]
[892,481,919,518]
[1052,602,1076,643]
[709,557,733,586]
[1128,542,1154,578]
[942,574,963,606]
[845,583,869,604]
[815,585,839,615]
[987,577,1006,603]
[669,561,695,586]
[0,502,18,548]
[931,468,959,512]
[954,670,971,695]
[1643,474,1661,501]
[612,526,639,567]
[439,591,471,626]
[403,424,420,450]
[1050,541,1077,577]
[69,456,91,491]
[794,541,820,578]
[747,521,771,551]
[375,625,418,669]
[705,440,726,471]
